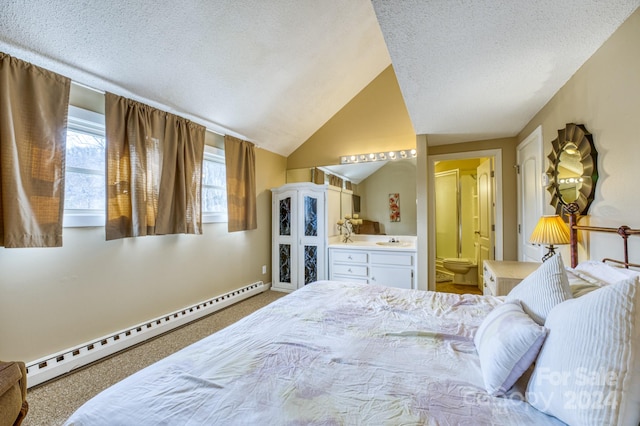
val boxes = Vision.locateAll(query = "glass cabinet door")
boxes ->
[279,196,292,237]
[272,190,297,291]
[299,191,325,286]
[303,195,318,237]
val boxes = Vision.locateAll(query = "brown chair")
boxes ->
[0,361,28,426]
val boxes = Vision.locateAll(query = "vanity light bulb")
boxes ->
[379,153,386,160]
[578,177,584,182]
[341,156,348,164]
[360,155,366,161]
[410,149,417,157]
[350,155,356,162]
[369,153,376,160]
[389,151,396,159]
[400,151,407,158]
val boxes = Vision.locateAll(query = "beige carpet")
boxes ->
[23,290,286,426]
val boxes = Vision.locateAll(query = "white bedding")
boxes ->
[66,281,562,425]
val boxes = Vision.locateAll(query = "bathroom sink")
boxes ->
[375,241,412,247]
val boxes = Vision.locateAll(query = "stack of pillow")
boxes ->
[474,253,640,425]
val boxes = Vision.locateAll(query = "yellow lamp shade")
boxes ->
[529,215,570,245]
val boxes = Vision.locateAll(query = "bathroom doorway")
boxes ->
[427,149,503,293]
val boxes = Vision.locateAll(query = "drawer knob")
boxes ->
[490,276,494,282]
[348,268,352,273]
[348,255,352,260]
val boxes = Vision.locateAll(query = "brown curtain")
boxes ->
[328,174,343,188]
[224,135,257,232]
[105,93,205,240]
[312,167,325,184]
[0,52,70,248]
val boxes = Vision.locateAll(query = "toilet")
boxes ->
[442,257,478,285]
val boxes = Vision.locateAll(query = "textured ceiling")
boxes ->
[0,1,638,155]
[372,0,639,145]
[0,0,390,156]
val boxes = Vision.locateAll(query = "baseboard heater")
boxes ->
[26,281,268,388]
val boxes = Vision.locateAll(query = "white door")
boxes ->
[477,158,495,290]
[517,127,544,262]
[435,170,459,259]
[272,190,298,291]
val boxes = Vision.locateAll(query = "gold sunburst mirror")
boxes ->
[546,123,598,216]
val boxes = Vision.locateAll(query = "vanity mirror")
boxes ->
[545,123,598,216]
[286,158,417,236]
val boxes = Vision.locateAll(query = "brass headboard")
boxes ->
[565,202,640,268]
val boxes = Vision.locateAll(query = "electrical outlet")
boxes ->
[262,265,267,274]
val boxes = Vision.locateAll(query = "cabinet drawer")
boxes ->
[483,267,496,296]
[332,264,368,277]
[370,252,413,266]
[332,250,368,263]
[332,275,369,284]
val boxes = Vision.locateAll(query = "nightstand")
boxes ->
[482,260,541,296]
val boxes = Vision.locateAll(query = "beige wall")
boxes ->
[518,8,640,263]
[428,137,519,261]
[0,91,287,362]
[287,66,416,169]
[359,159,417,236]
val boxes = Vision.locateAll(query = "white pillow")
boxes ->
[566,269,606,298]
[573,260,640,285]
[474,300,547,396]
[506,253,572,325]
[526,277,640,425]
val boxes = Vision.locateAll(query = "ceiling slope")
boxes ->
[372,0,640,145]
[0,0,391,156]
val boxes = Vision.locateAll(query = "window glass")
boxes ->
[202,145,228,223]
[63,106,106,227]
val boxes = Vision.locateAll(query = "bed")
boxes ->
[65,218,640,425]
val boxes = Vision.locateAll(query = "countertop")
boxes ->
[328,236,416,252]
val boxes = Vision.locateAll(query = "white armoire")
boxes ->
[271,183,328,292]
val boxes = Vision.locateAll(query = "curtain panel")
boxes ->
[224,135,257,232]
[0,52,70,248]
[312,167,325,184]
[105,93,205,240]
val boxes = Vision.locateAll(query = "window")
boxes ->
[63,106,226,226]
[63,106,106,227]
[202,145,228,223]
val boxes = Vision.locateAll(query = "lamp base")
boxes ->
[542,245,557,262]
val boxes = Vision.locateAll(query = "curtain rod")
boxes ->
[4,45,258,143]
[70,80,226,137]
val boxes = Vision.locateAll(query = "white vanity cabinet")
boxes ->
[271,183,327,292]
[329,247,415,290]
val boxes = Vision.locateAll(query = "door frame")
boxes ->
[427,149,503,291]
[516,125,544,261]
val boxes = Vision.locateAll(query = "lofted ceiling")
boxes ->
[372,0,640,145]
[0,1,638,155]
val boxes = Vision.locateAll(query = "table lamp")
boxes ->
[529,215,570,262]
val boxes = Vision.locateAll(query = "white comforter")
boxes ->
[66,281,563,425]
